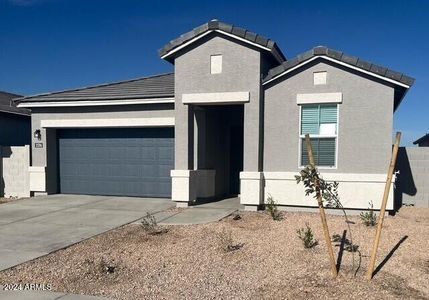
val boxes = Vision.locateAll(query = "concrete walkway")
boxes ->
[0,194,174,271]
[0,195,240,272]
[0,289,114,300]
[153,197,242,225]
[0,195,240,300]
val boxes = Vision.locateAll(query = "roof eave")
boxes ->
[413,134,429,145]
[17,97,175,108]
[14,73,174,104]
[263,49,415,90]
[0,106,31,116]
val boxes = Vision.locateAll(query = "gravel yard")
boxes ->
[0,207,428,300]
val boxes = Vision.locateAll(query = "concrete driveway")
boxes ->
[0,194,174,271]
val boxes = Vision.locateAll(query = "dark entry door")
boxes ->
[229,125,244,195]
[58,128,174,197]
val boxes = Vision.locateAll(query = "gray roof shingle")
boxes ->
[159,19,286,63]
[263,46,415,87]
[15,73,174,103]
[0,91,30,116]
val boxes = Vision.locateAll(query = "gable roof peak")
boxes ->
[159,20,286,63]
[264,46,415,87]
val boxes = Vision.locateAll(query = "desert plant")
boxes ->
[360,201,377,226]
[141,212,168,235]
[297,223,318,248]
[99,257,117,274]
[217,229,243,252]
[266,195,283,221]
[232,213,242,221]
[332,233,362,275]
[332,234,359,252]
[296,165,357,275]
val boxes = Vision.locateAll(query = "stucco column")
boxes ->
[240,91,264,210]
[29,116,48,196]
[171,103,197,206]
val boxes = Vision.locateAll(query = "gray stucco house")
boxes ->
[14,20,414,211]
[0,91,30,146]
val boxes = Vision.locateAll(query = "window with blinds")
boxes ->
[300,104,338,167]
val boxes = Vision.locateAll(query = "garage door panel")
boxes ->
[58,128,174,197]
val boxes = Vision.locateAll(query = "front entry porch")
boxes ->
[171,105,245,207]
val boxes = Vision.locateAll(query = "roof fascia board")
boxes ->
[17,97,175,108]
[160,30,213,60]
[263,56,410,88]
[161,29,282,63]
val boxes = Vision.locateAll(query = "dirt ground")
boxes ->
[0,197,19,204]
[0,207,428,300]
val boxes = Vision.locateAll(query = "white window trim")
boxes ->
[297,92,342,104]
[297,104,339,169]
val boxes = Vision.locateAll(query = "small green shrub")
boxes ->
[232,213,242,221]
[360,201,377,226]
[141,212,168,235]
[297,223,318,249]
[99,257,117,274]
[332,234,359,252]
[217,229,243,252]
[266,195,283,221]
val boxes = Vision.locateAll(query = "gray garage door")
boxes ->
[58,128,174,197]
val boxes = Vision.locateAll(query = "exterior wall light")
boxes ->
[34,129,42,140]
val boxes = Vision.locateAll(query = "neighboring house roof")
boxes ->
[0,91,30,116]
[263,46,415,87]
[413,133,429,145]
[15,73,174,107]
[0,91,21,105]
[159,19,286,64]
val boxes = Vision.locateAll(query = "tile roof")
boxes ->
[159,19,286,63]
[0,91,30,116]
[263,46,415,87]
[15,73,174,103]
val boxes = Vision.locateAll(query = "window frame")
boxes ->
[298,103,339,169]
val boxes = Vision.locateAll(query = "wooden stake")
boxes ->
[366,132,401,280]
[305,134,338,278]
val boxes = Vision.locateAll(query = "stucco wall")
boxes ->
[396,147,429,208]
[0,145,30,198]
[261,59,396,210]
[174,33,263,172]
[263,59,395,174]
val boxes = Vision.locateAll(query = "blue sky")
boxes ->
[0,0,427,145]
